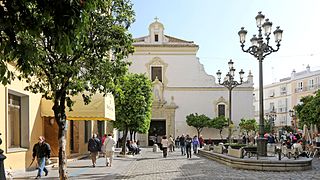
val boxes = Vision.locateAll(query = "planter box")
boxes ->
[228,147,244,158]
[213,145,223,154]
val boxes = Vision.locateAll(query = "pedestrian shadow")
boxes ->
[136,157,159,161]
[68,165,93,169]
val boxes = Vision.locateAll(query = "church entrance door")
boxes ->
[148,120,166,146]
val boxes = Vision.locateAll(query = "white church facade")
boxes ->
[127,19,254,146]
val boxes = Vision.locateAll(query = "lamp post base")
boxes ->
[257,137,267,157]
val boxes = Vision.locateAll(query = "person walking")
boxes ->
[88,133,101,167]
[161,135,169,158]
[185,135,192,158]
[192,135,199,154]
[32,136,51,179]
[198,135,204,148]
[168,135,175,152]
[102,134,116,167]
[175,136,180,148]
[179,134,186,156]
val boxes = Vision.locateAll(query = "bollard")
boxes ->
[0,133,7,180]
[277,147,282,161]
[153,144,158,152]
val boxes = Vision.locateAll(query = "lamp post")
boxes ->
[216,59,245,143]
[238,11,283,156]
[289,109,297,132]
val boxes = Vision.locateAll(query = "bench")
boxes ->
[243,146,257,158]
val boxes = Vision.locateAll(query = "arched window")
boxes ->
[218,104,226,117]
[151,66,162,82]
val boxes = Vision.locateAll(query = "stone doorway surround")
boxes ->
[139,97,178,146]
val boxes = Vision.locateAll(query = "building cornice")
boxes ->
[166,86,254,91]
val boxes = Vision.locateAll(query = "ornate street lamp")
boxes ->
[216,59,245,143]
[238,11,283,156]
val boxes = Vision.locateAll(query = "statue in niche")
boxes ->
[152,77,164,102]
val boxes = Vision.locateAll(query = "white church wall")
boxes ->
[127,19,254,144]
[128,53,216,87]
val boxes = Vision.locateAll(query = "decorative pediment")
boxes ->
[216,96,227,104]
[146,57,168,87]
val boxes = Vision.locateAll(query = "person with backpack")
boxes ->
[88,133,101,167]
[32,136,51,179]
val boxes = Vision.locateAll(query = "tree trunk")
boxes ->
[220,130,223,139]
[197,129,200,139]
[53,89,68,179]
[133,131,136,141]
[121,126,128,154]
[58,121,68,180]
[130,130,133,141]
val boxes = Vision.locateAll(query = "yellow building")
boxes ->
[253,65,320,130]
[1,64,115,171]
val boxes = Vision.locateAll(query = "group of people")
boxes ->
[161,134,204,158]
[88,133,116,167]
[126,140,141,155]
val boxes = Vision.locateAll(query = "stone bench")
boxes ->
[227,147,244,158]
[243,146,257,158]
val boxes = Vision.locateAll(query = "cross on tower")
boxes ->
[154,16,159,22]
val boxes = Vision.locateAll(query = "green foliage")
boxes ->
[186,113,211,137]
[264,118,272,133]
[295,91,320,128]
[0,0,134,103]
[239,118,258,134]
[209,116,228,139]
[0,1,135,178]
[113,73,153,134]
[282,125,294,133]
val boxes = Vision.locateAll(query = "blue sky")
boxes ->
[129,0,320,86]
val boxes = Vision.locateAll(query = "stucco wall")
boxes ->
[0,71,43,171]
[128,47,254,140]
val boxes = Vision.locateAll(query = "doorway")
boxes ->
[69,120,79,153]
[148,120,166,146]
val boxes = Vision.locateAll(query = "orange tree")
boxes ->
[186,113,211,138]
[208,116,228,139]
[113,73,153,154]
[0,1,134,179]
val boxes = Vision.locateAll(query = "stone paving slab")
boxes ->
[11,148,320,180]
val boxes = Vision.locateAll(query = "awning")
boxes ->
[41,93,115,121]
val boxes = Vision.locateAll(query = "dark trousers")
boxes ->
[163,147,168,158]
[186,146,192,158]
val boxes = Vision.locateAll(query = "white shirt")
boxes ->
[161,139,169,148]
[103,136,116,152]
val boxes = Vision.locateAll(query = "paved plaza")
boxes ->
[13,148,320,180]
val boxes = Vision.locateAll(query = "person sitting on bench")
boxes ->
[292,140,309,158]
[126,140,137,155]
